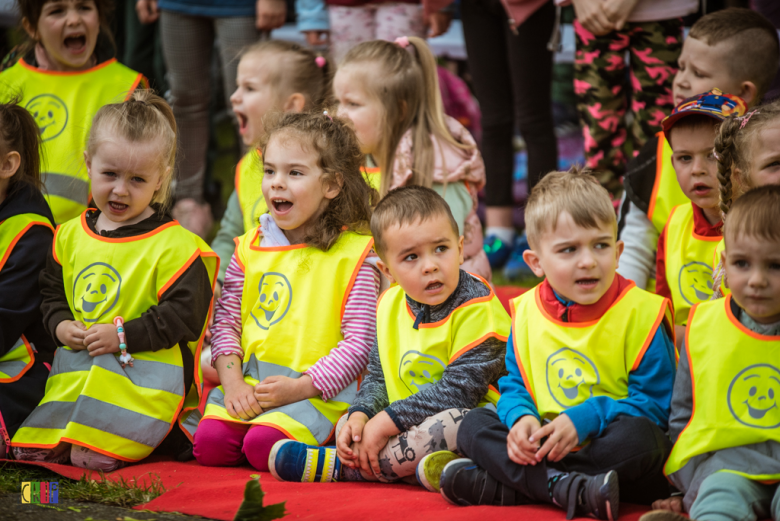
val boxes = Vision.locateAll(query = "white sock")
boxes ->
[485,227,515,245]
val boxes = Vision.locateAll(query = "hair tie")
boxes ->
[394,36,410,49]
[315,56,326,68]
[737,110,759,130]
[323,110,333,122]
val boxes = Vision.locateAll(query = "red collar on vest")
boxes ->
[691,203,722,237]
[539,274,633,323]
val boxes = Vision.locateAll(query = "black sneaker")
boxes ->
[552,471,620,520]
[439,458,518,506]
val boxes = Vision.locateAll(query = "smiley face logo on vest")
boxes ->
[678,261,714,305]
[727,364,780,429]
[546,347,600,409]
[72,263,122,323]
[399,351,446,394]
[251,272,292,330]
[26,94,69,142]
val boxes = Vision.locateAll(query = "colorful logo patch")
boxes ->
[21,482,58,504]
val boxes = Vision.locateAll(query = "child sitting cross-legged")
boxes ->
[642,185,780,521]
[269,186,510,485]
[430,170,677,520]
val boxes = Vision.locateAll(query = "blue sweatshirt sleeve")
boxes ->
[496,330,540,428]
[296,0,330,32]
[563,324,676,442]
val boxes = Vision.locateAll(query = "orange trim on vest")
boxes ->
[632,298,674,371]
[339,239,375,320]
[513,331,537,407]
[124,73,147,99]
[19,57,119,76]
[404,273,495,328]
[0,337,35,384]
[533,282,637,329]
[0,220,54,272]
[450,331,509,363]
[647,131,665,221]
[724,294,780,341]
[78,211,179,242]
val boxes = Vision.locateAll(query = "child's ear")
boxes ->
[21,17,37,40]
[614,239,625,269]
[721,250,729,289]
[84,152,93,180]
[376,258,396,285]
[457,235,464,266]
[323,173,342,200]
[738,81,759,106]
[0,151,21,180]
[283,93,306,114]
[522,249,545,278]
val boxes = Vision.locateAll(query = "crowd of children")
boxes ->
[0,1,779,520]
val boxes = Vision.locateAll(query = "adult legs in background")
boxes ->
[689,472,779,521]
[242,425,289,471]
[627,20,682,152]
[213,18,264,117]
[461,0,557,262]
[193,418,250,467]
[123,0,167,93]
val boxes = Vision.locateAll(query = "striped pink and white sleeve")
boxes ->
[210,253,245,365]
[305,263,380,401]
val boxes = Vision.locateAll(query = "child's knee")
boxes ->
[243,426,289,472]
[192,419,248,467]
[690,472,764,521]
[70,445,124,472]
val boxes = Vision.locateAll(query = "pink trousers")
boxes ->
[193,419,289,471]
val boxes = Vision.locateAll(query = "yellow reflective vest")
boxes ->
[0,59,145,224]
[511,283,673,424]
[203,229,374,445]
[647,133,690,234]
[665,296,780,482]
[362,165,381,193]
[662,204,721,326]
[235,149,267,233]
[0,214,54,382]
[12,212,218,461]
[376,273,510,406]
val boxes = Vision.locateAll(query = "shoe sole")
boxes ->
[439,458,474,506]
[601,470,620,521]
[268,438,295,482]
[415,452,458,492]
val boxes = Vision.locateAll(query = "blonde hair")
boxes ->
[86,90,177,211]
[260,110,377,251]
[340,37,471,195]
[714,98,780,221]
[370,185,458,258]
[241,40,332,112]
[525,168,616,249]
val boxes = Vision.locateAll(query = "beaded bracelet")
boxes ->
[113,316,134,368]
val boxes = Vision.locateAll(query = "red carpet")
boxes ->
[4,457,651,520]
[495,285,527,314]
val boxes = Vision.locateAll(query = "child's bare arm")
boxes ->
[217,354,262,420]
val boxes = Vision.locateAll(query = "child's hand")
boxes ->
[84,323,121,357]
[337,412,369,467]
[601,0,640,31]
[571,0,615,36]
[254,374,318,410]
[255,0,286,30]
[357,411,400,477]
[507,415,541,465]
[530,414,580,463]
[425,11,452,38]
[224,380,263,420]
[135,0,160,24]
[652,496,684,513]
[55,320,87,350]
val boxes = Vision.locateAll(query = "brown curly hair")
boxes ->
[714,98,780,220]
[260,111,378,251]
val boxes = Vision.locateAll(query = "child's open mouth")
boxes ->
[272,199,293,214]
[692,183,712,196]
[575,278,599,289]
[425,281,443,292]
[108,201,128,213]
[236,112,248,134]
[64,34,87,54]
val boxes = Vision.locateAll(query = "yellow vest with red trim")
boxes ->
[663,204,721,326]
[235,149,267,233]
[361,165,381,192]
[376,273,510,406]
[0,59,145,224]
[203,229,373,445]
[665,296,780,481]
[12,212,218,460]
[511,283,673,424]
[0,214,54,382]
[648,133,690,234]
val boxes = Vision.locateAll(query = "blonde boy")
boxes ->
[436,171,676,520]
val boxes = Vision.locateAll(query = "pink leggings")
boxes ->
[193,419,289,471]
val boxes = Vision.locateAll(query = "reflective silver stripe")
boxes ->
[21,395,173,447]
[180,408,201,438]
[206,356,358,444]
[0,338,30,379]
[42,173,89,206]
[50,347,184,395]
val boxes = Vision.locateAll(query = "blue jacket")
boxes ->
[497,290,676,442]
[158,0,256,18]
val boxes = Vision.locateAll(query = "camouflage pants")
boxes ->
[575,18,683,190]
[337,407,470,483]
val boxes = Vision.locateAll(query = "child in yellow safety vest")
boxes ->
[195,111,380,472]
[0,0,146,225]
[642,186,780,521]
[654,90,747,347]
[332,37,490,281]
[0,100,56,458]
[618,9,778,292]
[268,186,510,485]
[709,99,780,299]
[12,91,217,471]
[431,170,676,520]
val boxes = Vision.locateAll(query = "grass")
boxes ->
[0,463,167,508]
